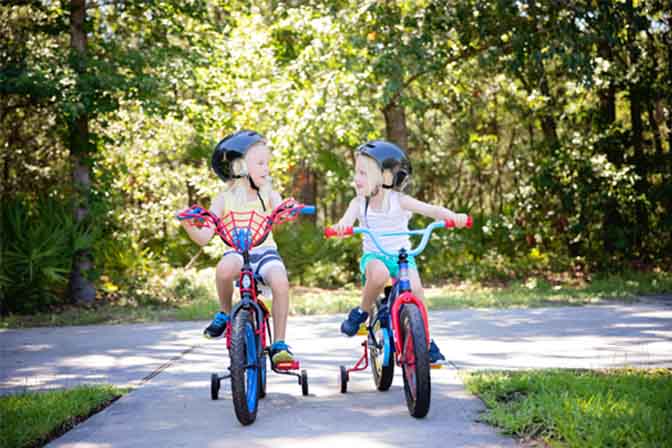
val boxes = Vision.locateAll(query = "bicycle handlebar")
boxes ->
[324,216,472,257]
[177,198,315,251]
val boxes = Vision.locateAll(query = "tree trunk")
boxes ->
[292,161,317,221]
[67,0,96,304]
[382,102,409,151]
[596,37,624,257]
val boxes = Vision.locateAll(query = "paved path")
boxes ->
[1,300,671,447]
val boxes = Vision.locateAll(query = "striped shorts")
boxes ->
[222,247,285,285]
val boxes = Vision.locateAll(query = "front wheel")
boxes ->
[400,304,431,418]
[230,309,260,425]
[370,303,394,391]
[258,354,267,399]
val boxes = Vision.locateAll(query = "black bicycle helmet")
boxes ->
[211,129,268,210]
[356,140,412,191]
[211,130,265,182]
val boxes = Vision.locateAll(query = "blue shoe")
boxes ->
[429,339,445,363]
[270,340,294,366]
[341,307,369,336]
[204,311,229,339]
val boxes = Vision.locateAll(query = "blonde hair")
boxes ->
[356,154,394,211]
[226,142,273,209]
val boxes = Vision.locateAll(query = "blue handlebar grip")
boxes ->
[300,205,316,215]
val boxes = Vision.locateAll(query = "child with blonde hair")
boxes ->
[178,130,294,366]
[331,140,469,363]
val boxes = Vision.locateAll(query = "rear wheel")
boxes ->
[369,302,394,391]
[400,304,431,418]
[230,309,260,425]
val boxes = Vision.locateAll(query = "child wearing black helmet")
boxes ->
[177,130,294,366]
[331,140,469,363]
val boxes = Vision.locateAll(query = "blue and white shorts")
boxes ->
[222,247,285,285]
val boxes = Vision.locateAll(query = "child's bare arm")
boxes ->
[177,193,226,246]
[269,190,283,210]
[332,196,360,233]
[399,194,468,227]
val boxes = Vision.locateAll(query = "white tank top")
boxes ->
[357,191,411,254]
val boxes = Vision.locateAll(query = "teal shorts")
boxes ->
[360,252,417,284]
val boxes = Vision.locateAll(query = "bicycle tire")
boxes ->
[230,309,259,425]
[370,301,394,391]
[258,353,267,399]
[400,304,431,418]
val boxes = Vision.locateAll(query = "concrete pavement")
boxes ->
[2,300,671,447]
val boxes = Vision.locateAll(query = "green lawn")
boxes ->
[464,368,672,447]
[2,270,670,329]
[0,385,126,448]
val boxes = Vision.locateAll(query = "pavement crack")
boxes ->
[133,344,199,387]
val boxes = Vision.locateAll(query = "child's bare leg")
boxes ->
[215,256,243,313]
[264,265,290,342]
[408,269,425,300]
[361,260,390,313]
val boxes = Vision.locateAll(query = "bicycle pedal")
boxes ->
[275,360,300,370]
[356,323,367,336]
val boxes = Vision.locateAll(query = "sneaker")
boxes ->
[270,340,294,365]
[341,307,369,337]
[203,311,229,339]
[429,339,446,364]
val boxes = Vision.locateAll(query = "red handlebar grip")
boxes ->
[324,227,353,238]
[444,216,473,229]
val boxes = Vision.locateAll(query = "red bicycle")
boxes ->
[178,198,315,425]
[325,217,471,418]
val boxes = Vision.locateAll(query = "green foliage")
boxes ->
[274,221,360,287]
[0,196,94,314]
[465,369,672,447]
[2,0,671,302]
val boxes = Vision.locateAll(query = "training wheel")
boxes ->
[339,365,348,393]
[210,373,220,400]
[301,369,309,396]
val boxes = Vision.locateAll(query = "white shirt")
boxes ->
[357,191,411,255]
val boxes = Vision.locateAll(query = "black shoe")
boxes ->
[204,311,229,339]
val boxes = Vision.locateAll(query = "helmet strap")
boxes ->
[246,175,267,212]
[363,196,370,228]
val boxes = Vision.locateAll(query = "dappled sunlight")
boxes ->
[254,434,400,448]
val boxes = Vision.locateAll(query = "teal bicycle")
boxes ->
[326,216,471,417]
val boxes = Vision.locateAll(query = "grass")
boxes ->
[463,368,672,447]
[2,270,670,328]
[0,385,127,448]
